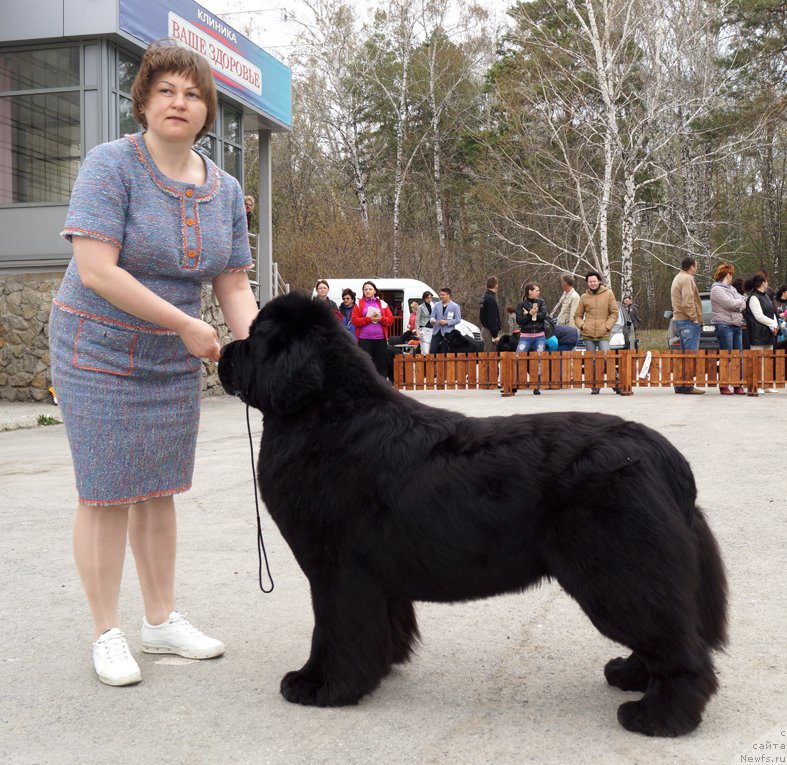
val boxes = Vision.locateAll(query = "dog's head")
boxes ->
[496,334,518,353]
[219,291,354,415]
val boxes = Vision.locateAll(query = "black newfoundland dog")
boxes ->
[219,292,727,737]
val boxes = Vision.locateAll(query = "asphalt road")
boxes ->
[1,389,785,764]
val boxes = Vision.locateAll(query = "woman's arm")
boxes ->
[380,304,394,327]
[351,301,369,328]
[573,297,585,329]
[73,237,221,360]
[748,295,778,329]
[605,294,619,331]
[212,271,259,340]
[515,302,528,331]
[713,285,746,313]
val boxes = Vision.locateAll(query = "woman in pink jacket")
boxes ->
[351,281,394,378]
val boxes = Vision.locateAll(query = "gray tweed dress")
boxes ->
[49,133,252,506]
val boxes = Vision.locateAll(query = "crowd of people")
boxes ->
[313,279,469,376]
[313,272,634,393]
[315,264,786,395]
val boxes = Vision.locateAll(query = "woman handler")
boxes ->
[49,42,260,685]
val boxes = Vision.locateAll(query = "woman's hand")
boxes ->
[177,316,221,361]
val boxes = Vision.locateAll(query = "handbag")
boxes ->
[543,315,557,339]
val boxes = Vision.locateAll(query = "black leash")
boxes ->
[245,404,274,593]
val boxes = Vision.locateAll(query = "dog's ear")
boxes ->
[268,337,325,414]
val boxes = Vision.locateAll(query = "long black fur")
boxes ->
[219,292,728,737]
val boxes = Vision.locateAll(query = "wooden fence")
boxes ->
[392,349,787,396]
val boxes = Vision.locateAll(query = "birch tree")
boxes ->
[290,0,378,226]
[414,0,494,280]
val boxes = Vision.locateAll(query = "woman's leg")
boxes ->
[715,324,733,351]
[583,339,599,392]
[129,495,176,627]
[73,503,130,639]
[715,325,734,391]
[533,337,546,392]
[419,326,432,355]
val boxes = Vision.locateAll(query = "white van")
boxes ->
[316,278,482,340]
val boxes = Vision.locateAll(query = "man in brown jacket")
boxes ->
[670,256,705,394]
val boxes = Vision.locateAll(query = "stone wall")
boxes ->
[0,272,230,402]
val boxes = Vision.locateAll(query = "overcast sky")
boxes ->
[196,0,513,64]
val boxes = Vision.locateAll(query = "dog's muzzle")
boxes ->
[218,343,244,400]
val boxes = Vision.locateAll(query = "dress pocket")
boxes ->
[185,354,203,373]
[73,318,137,376]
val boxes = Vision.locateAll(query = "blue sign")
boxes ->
[119,0,291,128]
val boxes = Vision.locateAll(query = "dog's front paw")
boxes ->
[605,655,649,692]
[617,699,700,737]
[280,669,323,706]
[280,669,360,707]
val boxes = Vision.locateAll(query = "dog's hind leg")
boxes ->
[388,598,420,664]
[546,501,722,735]
[280,574,394,707]
[616,641,718,737]
[604,653,649,692]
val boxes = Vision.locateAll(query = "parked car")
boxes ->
[575,302,638,351]
[665,291,719,350]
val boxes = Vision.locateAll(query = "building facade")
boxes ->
[0,0,291,400]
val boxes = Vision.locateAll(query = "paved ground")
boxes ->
[1,389,785,764]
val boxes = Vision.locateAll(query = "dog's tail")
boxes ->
[692,507,728,651]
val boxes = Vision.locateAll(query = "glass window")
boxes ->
[223,107,241,143]
[0,91,80,203]
[223,143,241,183]
[0,48,79,91]
[118,96,137,136]
[117,52,138,94]
[195,134,216,160]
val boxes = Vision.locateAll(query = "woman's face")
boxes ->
[587,275,600,290]
[144,71,207,144]
[723,272,733,284]
[316,283,329,298]
[363,283,376,298]
[342,293,354,307]
[528,285,541,299]
[760,279,769,292]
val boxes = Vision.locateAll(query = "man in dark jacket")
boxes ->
[479,276,502,352]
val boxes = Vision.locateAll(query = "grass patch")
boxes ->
[637,328,668,351]
[37,414,62,426]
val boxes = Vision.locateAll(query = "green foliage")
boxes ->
[37,414,61,426]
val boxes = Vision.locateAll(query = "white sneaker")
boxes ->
[764,388,779,393]
[93,628,142,686]
[141,611,225,659]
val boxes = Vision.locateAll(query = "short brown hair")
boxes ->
[131,41,217,141]
[486,276,498,289]
[713,263,734,282]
